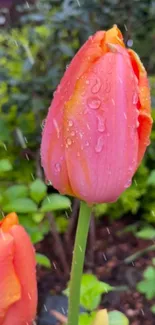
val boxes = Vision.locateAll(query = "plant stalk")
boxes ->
[68,201,92,325]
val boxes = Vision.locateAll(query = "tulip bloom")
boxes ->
[41,25,152,203]
[0,212,37,325]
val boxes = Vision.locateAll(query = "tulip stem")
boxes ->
[68,201,92,325]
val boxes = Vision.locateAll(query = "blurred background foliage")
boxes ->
[0,0,155,245]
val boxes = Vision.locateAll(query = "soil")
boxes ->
[36,214,155,325]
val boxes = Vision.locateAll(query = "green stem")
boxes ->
[68,201,92,325]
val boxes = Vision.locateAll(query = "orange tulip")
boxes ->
[0,212,37,325]
[41,25,152,203]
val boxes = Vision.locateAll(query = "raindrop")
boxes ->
[136,120,140,128]
[0,15,6,25]
[24,137,28,143]
[53,262,57,269]
[53,119,60,138]
[128,166,133,172]
[86,123,90,130]
[2,143,7,151]
[87,96,101,110]
[95,135,104,153]
[127,39,133,47]
[79,245,82,252]
[71,131,75,136]
[55,163,61,172]
[61,307,65,314]
[25,154,29,161]
[46,180,52,186]
[44,304,48,312]
[86,80,90,85]
[68,120,73,127]
[97,116,105,132]
[66,137,72,146]
[77,152,80,157]
[124,112,127,120]
[85,141,89,147]
[92,78,101,94]
[103,253,107,261]
[124,179,132,189]
[133,92,138,105]
[41,119,46,130]
[31,173,35,180]
[111,98,115,106]
[106,227,110,235]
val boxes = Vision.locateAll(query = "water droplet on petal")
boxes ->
[71,130,75,136]
[124,179,132,189]
[92,78,101,94]
[95,135,104,153]
[68,120,73,127]
[136,120,140,128]
[97,116,105,132]
[124,112,127,120]
[41,119,46,130]
[53,119,60,138]
[86,80,90,85]
[77,152,80,157]
[111,99,115,106]
[66,137,72,147]
[87,96,101,110]
[133,92,138,105]
[85,141,89,147]
[55,163,61,172]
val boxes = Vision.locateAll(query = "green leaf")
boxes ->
[4,185,28,201]
[79,312,97,325]
[147,170,155,186]
[40,194,71,212]
[3,198,38,213]
[151,305,155,314]
[137,266,155,299]
[108,311,129,325]
[136,226,155,240]
[36,253,51,268]
[29,178,47,203]
[30,232,44,244]
[64,274,113,311]
[0,159,12,173]
[32,212,44,223]
[55,215,69,233]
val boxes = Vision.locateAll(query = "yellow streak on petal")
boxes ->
[128,49,152,114]
[0,213,19,233]
[103,25,125,52]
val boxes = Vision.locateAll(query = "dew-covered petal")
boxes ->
[128,49,153,165]
[64,45,139,203]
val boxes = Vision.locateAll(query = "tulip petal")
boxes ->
[41,30,106,195]
[128,49,153,164]
[3,226,37,325]
[64,45,139,203]
[0,232,21,324]
[0,212,19,232]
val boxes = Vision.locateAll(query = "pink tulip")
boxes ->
[41,25,152,204]
[0,212,37,325]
